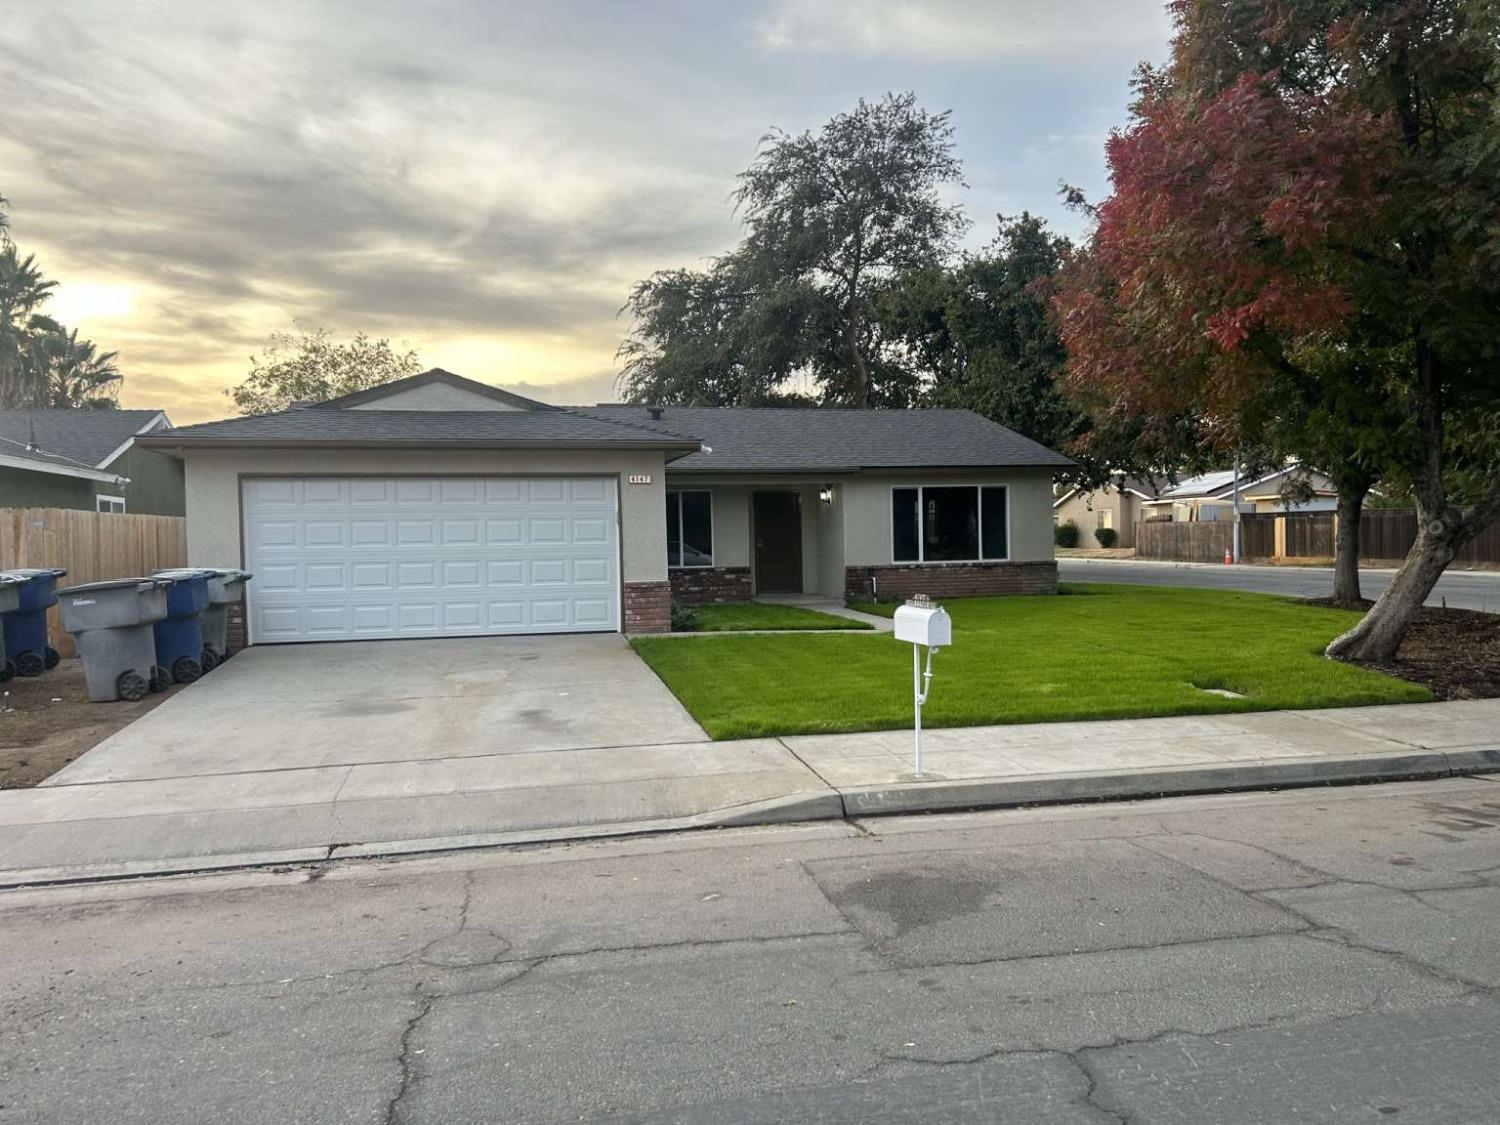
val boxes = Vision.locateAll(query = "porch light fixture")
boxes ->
[818,487,834,505]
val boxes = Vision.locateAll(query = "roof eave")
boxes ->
[138,436,702,454]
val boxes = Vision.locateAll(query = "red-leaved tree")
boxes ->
[1056,0,1500,660]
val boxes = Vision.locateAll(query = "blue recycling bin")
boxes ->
[152,569,214,684]
[0,572,26,682]
[0,567,67,678]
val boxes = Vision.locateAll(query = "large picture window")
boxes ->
[667,490,713,567]
[892,485,1008,563]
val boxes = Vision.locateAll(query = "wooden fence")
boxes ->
[1136,508,1500,565]
[0,508,187,657]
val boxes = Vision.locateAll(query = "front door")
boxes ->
[753,491,802,593]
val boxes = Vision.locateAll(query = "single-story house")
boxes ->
[1051,475,1166,548]
[139,368,1072,642]
[0,409,183,514]
[1139,464,1337,522]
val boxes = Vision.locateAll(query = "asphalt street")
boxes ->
[1060,557,1500,613]
[4,777,1500,1122]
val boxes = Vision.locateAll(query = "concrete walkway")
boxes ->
[1,696,1496,886]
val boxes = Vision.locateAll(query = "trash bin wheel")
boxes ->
[171,655,202,685]
[0,659,13,683]
[14,650,45,678]
[43,646,60,670]
[116,671,149,703]
[200,648,218,672]
[149,666,171,693]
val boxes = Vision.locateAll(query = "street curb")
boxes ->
[2,751,1495,890]
[837,751,1460,817]
[0,790,847,890]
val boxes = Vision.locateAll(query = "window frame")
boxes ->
[889,483,1010,565]
[666,488,714,569]
[95,494,127,514]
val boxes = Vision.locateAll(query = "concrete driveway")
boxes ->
[48,634,709,785]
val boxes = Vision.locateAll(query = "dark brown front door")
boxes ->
[753,491,802,593]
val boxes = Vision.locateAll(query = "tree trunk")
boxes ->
[1324,518,1456,662]
[1330,486,1367,608]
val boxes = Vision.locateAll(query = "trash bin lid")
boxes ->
[151,567,217,583]
[0,567,68,580]
[60,577,168,595]
[0,573,26,587]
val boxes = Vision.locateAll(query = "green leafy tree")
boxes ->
[29,325,122,408]
[877,213,1194,486]
[621,93,967,406]
[228,325,423,415]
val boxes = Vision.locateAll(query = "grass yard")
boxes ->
[632,583,1432,739]
[687,602,872,632]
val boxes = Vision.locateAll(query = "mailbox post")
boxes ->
[892,595,951,777]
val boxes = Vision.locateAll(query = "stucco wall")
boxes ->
[346,384,522,411]
[0,466,97,510]
[181,447,669,581]
[814,483,845,597]
[113,445,186,516]
[1054,486,1135,547]
[841,469,1056,566]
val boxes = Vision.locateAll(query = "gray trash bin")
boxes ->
[59,578,171,702]
[0,574,23,683]
[157,567,251,663]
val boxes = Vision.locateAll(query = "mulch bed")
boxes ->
[1307,599,1500,700]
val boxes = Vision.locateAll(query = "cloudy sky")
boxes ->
[0,0,1173,422]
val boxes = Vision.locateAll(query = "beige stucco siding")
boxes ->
[182,447,669,582]
[814,483,846,596]
[841,470,1056,566]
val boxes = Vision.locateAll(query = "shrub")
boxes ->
[670,601,701,632]
[1054,521,1081,548]
[1094,526,1119,548]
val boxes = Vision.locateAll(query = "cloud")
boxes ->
[757,0,1171,61]
[0,1,1169,420]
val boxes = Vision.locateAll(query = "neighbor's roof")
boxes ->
[580,406,1073,473]
[140,408,705,454]
[0,409,168,467]
[312,368,564,412]
[0,435,127,483]
[1152,469,1241,500]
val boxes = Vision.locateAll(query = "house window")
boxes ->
[892,485,1008,563]
[1098,508,1113,530]
[96,495,126,514]
[666,490,713,568]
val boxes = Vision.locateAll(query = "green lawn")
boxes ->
[687,602,872,632]
[633,583,1431,739]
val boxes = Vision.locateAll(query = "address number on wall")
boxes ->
[627,474,652,484]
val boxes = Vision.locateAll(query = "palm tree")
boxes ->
[0,243,59,408]
[32,325,121,408]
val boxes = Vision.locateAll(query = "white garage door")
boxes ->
[242,476,619,643]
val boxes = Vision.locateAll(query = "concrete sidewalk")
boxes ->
[0,698,1496,886]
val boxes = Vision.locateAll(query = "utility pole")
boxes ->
[1231,452,1242,564]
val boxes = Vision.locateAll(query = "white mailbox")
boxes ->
[892,597,952,777]
[894,603,951,648]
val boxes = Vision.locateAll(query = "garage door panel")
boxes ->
[244,475,619,642]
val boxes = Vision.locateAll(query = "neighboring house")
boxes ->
[0,410,183,514]
[140,368,1073,642]
[1051,476,1165,548]
[1138,464,1337,522]
[0,436,130,509]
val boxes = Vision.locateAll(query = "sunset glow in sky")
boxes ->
[1,1,1173,422]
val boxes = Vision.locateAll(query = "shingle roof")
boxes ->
[141,408,703,452]
[0,435,126,481]
[579,406,1073,472]
[0,410,165,467]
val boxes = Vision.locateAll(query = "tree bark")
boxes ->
[1330,483,1368,608]
[1324,515,1455,662]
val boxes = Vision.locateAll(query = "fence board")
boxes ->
[1135,520,1235,563]
[0,508,187,657]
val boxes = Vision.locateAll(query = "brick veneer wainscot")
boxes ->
[622,581,672,633]
[844,561,1058,601]
[668,567,753,605]
[227,598,247,650]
